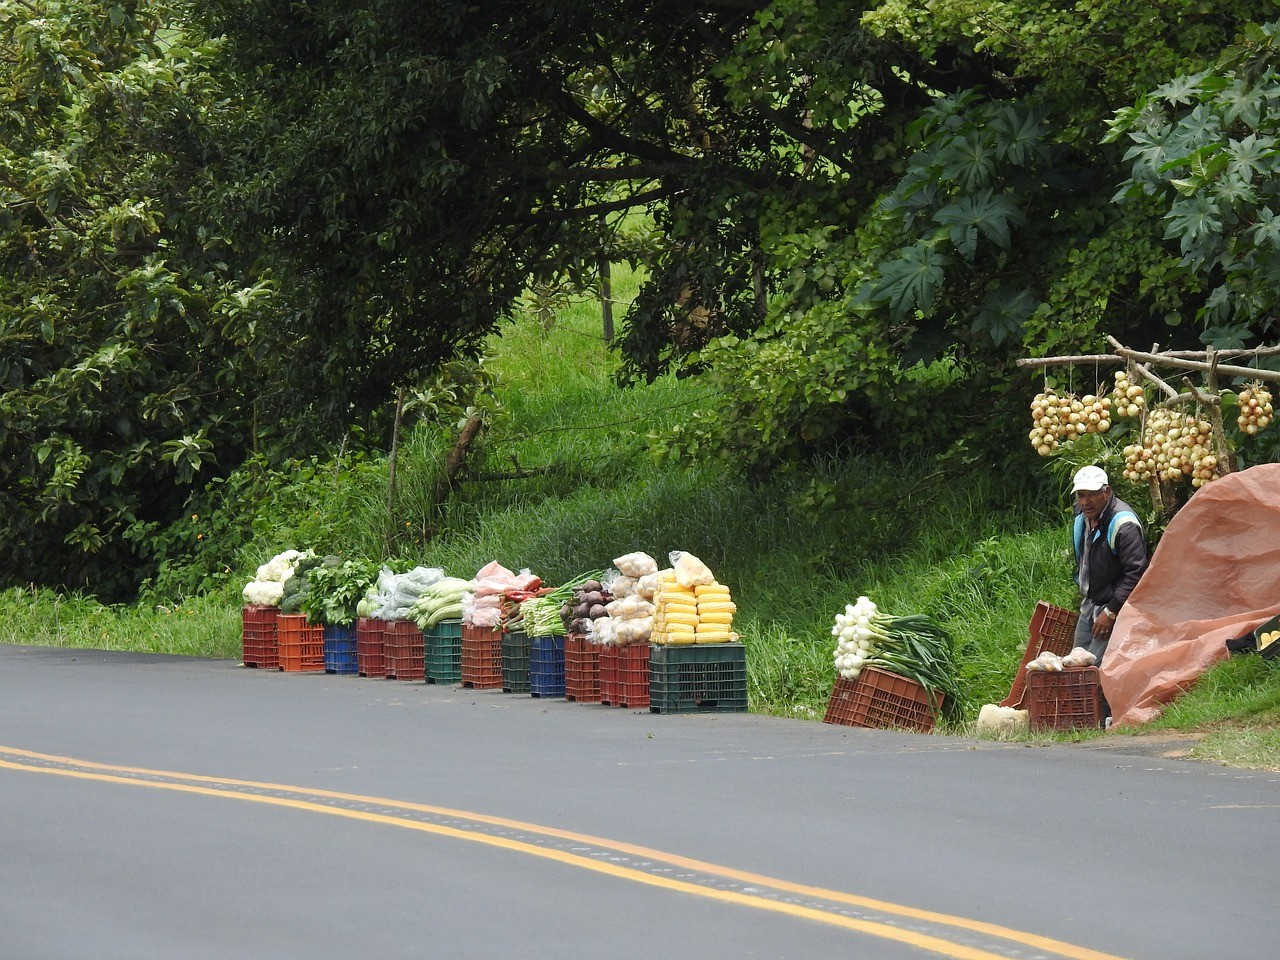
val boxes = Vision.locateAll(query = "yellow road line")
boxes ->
[0,746,1131,960]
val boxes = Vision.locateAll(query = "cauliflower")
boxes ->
[244,549,309,606]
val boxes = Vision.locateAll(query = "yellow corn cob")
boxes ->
[661,600,698,615]
[697,611,733,626]
[697,600,737,615]
[659,611,699,628]
[694,631,732,644]
[694,583,732,598]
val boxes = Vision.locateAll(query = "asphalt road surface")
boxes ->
[2,644,1277,960]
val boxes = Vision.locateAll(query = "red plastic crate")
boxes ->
[241,605,279,669]
[382,619,425,681]
[822,667,942,733]
[600,643,649,708]
[461,623,503,689]
[999,602,1079,710]
[356,616,386,678]
[1026,666,1104,731]
[564,633,602,703]
[277,614,325,672]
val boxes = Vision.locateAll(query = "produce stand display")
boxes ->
[356,616,386,678]
[649,642,747,714]
[822,666,941,732]
[501,629,531,693]
[461,623,503,689]
[323,624,358,675]
[383,619,426,681]
[999,602,1078,710]
[530,634,566,698]
[425,619,463,684]
[599,643,650,708]
[277,613,325,673]
[563,633,601,703]
[241,605,279,670]
[1026,666,1104,731]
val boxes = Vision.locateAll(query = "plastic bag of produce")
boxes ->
[669,551,715,588]
[603,572,635,599]
[605,595,655,620]
[613,552,658,579]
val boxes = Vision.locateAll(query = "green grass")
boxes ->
[0,585,241,659]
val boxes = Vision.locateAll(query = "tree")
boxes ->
[0,1,272,597]
[639,1,1280,474]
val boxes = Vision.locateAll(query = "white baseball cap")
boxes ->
[1072,465,1109,492]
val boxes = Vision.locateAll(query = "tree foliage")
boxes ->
[0,1,272,597]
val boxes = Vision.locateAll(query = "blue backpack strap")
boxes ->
[1106,511,1140,551]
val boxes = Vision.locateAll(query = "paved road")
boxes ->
[2,644,1276,960]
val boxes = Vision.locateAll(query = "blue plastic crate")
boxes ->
[529,634,565,698]
[323,624,358,675]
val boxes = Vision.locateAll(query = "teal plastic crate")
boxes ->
[425,619,462,685]
[502,630,531,693]
[649,643,747,714]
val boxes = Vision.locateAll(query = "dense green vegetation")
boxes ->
[7,3,1280,598]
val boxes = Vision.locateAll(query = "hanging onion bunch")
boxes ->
[1123,408,1220,487]
[1028,388,1111,456]
[1110,369,1147,419]
[1237,382,1274,435]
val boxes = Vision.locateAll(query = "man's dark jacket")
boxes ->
[1073,493,1148,616]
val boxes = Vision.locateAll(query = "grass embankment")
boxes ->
[4,272,1279,769]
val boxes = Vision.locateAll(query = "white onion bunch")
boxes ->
[1110,369,1147,420]
[831,596,885,680]
[1123,408,1221,488]
[1028,388,1111,456]
[1238,382,1274,435]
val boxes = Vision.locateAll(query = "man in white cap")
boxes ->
[1071,465,1148,662]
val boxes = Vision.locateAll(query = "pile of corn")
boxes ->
[650,574,737,644]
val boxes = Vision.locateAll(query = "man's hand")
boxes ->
[1092,608,1114,639]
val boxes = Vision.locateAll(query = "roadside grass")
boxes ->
[0,586,240,659]
[1135,653,1280,769]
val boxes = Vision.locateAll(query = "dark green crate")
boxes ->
[424,619,463,685]
[502,630,531,693]
[649,643,748,714]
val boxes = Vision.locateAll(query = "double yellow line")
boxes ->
[0,745,1129,960]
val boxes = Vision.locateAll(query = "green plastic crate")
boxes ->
[425,619,462,685]
[649,642,747,714]
[502,630,531,693]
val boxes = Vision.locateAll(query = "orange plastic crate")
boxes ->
[823,667,942,733]
[461,623,503,689]
[241,605,279,669]
[600,643,650,708]
[356,616,386,678]
[382,619,425,681]
[277,614,324,672]
[1026,666,1104,731]
[999,602,1079,710]
[564,633,602,703]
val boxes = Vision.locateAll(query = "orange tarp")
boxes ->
[1103,462,1280,727]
